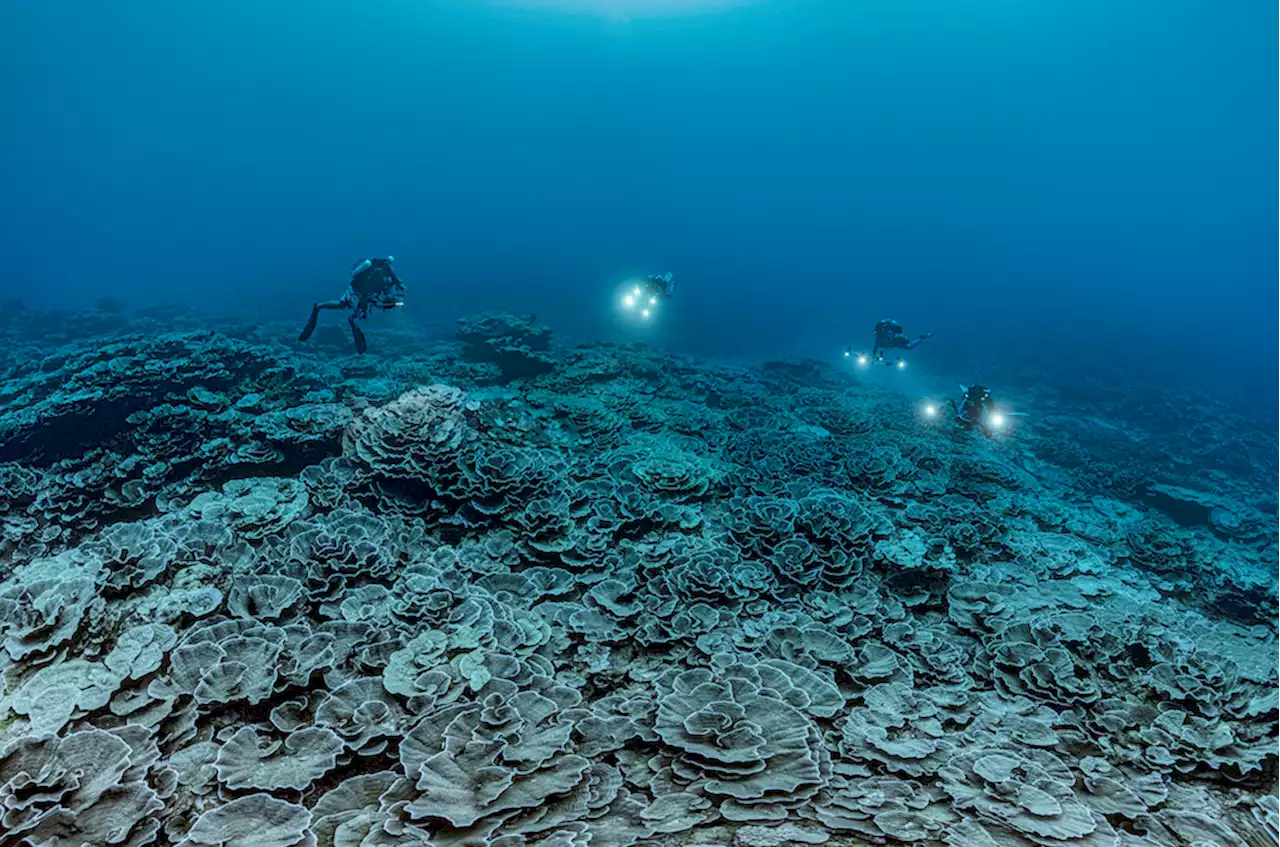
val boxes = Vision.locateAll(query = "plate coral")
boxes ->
[0,306,1274,847]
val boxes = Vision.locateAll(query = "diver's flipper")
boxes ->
[349,318,368,354]
[298,306,320,342]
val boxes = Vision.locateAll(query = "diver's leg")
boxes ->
[298,306,320,342]
[299,300,348,341]
[904,332,934,350]
[349,315,368,354]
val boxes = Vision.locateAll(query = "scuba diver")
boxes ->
[847,319,933,368]
[298,256,405,354]
[872,319,933,361]
[642,272,676,299]
[950,385,995,430]
[621,272,676,319]
[650,273,670,300]
[947,385,1023,435]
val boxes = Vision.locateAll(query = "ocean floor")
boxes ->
[0,304,1275,847]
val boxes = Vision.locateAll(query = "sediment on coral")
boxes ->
[0,308,1275,847]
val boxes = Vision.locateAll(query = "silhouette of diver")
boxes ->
[298,256,405,354]
[872,319,933,361]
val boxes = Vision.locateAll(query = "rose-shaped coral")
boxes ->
[653,664,830,819]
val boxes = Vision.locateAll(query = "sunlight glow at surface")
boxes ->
[481,0,766,19]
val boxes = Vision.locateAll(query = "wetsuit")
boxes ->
[872,319,932,360]
[298,257,405,353]
[644,273,675,299]
[950,385,995,430]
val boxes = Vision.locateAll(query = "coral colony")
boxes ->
[0,307,1274,847]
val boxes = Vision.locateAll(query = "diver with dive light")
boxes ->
[298,256,406,354]
[948,384,1023,435]
[847,319,933,368]
[620,272,676,319]
[872,319,933,361]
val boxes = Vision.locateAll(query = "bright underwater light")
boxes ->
[924,404,937,417]
[641,309,651,318]
[897,360,906,369]
[633,286,642,295]
[857,355,868,366]
[649,296,657,305]
[989,412,1006,429]
[623,295,635,307]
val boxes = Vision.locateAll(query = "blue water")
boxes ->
[2,0,1274,401]
[0,4,1276,843]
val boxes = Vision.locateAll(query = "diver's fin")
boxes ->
[958,384,968,395]
[298,306,319,342]
[350,319,368,354]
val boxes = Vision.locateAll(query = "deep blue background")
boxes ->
[1,0,1274,403]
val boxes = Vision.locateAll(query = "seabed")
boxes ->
[0,305,1275,847]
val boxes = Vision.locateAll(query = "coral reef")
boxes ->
[0,307,1275,847]
[457,312,557,383]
